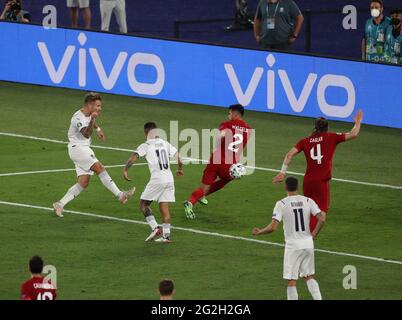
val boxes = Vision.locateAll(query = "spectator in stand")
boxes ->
[67,0,91,29]
[158,279,175,300]
[0,0,30,22]
[362,0,390,63]
[254,0,304,51]
[100,0,127,34]
[384,8,402,65]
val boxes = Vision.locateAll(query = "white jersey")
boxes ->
[134,138,178,184]
[68,110,92,147]
[272,195,321,250]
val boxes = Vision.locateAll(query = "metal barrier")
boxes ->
[173,8,367,53]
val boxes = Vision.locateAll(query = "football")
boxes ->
[229,163,246,179]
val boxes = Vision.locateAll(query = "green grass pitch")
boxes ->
[0,81,401,300]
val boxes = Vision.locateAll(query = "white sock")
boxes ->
[145,216,158,230]
[287,286,298,300]
[306,279,322,300]
[98,170,122,197]
[60,183,84,206]
[162,223,170,239]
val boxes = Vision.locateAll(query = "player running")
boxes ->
[123,122,184,243]
[21,256,57,300]
[252,177,326,300]
[183,104,253,219]
[53,92,135,217]
[272,110,363,231]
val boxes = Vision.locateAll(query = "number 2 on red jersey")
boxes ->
[310,144,323,164]
[228,133,243,153]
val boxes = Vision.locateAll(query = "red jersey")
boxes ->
[295,132,346,181]
[21,276,57,300]
[209,119,253,165]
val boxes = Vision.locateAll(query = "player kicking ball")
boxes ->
[183,104,253,219]
[252,177,326,300]
[53,92,135,217]
[123,122,184,243]
[273,110,363,231]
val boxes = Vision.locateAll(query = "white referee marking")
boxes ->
[1,132,401,190]
[0,200,401,266]
[0,164,147,177]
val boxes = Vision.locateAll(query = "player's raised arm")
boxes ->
[311,211,326,240]
[345,109,363,141]
[252,219,280,236]
[123,152,139,181]
[273,147,300,184]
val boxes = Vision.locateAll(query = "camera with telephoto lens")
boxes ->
[8,0,21,14]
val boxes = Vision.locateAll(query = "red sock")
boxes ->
[188,188,205,205]
[205,180,229,196]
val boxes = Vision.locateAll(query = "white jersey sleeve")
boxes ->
[272,201,284,222]
[134,143,149,157]
[68,110,92,146]
[167,142,178,158]
[72,113,90,130]
[307,198,321,216]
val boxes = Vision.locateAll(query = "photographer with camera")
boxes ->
[0,0,30,22]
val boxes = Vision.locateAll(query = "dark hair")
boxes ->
[371,0,383,7]
[390,7,402,15]
[84,92,102,104]
[144,122,157,134]
[159,279,174,296]
[313,117,329,134]
[229,104,245,116]
[29,256,44,274]
[285,177,298,192]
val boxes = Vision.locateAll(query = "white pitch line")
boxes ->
[0,200,401,266]
[0,132,401,190]
[0,164,147,177]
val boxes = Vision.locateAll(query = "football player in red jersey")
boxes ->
[21,256,57,300]
[184,104,253,219]
[273,110,363,231]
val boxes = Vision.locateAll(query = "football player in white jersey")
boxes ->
[252,177,326,300]
[123,122,184,243]
[53,92,135,217]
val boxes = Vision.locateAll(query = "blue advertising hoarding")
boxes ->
[0,22,401,128]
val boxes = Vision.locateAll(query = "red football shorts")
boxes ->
[303,177,330,231]
[201,163,233,185]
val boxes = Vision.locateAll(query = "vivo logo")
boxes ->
[37,32,165,95]
[225,54,356,118]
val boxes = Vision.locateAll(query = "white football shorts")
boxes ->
[140,182,175,203]
[67,0,90,8]
[68,145,98,177]
[283,248,315,280]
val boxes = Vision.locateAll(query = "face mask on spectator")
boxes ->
[371,8,381,18]
[390,18,400,26]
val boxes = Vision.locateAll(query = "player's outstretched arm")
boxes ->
[311,212,326,240]
[175,153,184,177]
[252,219,279,236]
[273,147,299,184]
[123,152,139,181]
[345,109,363,141]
